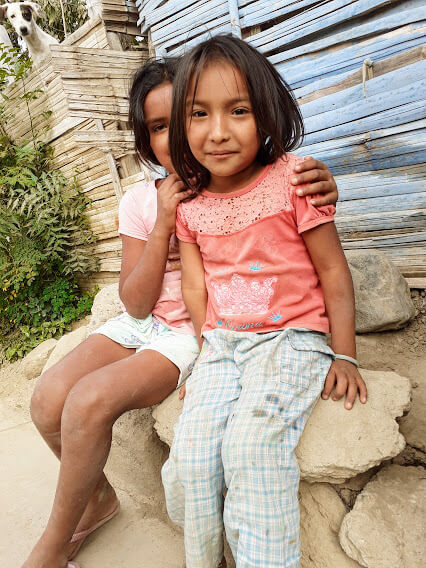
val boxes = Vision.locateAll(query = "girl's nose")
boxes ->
[209,115,230,143]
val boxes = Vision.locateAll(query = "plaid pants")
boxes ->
[162,328,333,568]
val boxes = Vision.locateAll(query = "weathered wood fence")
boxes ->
[136,0,426,287]
[3,11,149,289]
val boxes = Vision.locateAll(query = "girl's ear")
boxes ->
[0,6,9,22]
[24,2,43,20]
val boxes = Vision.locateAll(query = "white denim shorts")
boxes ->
[90,312,199,387]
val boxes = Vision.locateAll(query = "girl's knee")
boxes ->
[222,427,264,471]
[30,367,67,431]
[61,374,116,435]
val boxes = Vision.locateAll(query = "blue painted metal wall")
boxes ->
[135,0,426,285]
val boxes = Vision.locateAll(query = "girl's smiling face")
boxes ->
[186,62,264,193]
[144,81,175,173]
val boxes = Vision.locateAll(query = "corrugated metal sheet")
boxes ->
[135,0,426,286]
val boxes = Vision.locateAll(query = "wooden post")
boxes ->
[94,119,123,201]
[59,0,68,37]
[228,0,242,38]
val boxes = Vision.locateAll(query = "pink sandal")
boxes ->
[69,501,120,559]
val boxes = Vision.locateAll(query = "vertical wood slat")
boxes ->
[94,119,123,201]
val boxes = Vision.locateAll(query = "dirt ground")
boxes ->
[1,290,425,567]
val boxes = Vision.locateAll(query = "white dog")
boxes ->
[0,2,58,67]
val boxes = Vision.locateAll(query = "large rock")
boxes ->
[346,250,415,333]
[153,370,411,483]
[152,390,182,447]
[339,465,426,567]
[399,376,426,452]
[21,338,58,379]
[296,369,411,482]
[42,326,87,373]
[85,283,122,336]
[299,482,362,568]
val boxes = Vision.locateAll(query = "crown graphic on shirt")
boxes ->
[211,274,277,315]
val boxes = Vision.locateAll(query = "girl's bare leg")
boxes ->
[30,334,134,545]
[24,347,180,568]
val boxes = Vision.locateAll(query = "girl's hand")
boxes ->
[155,174,193,236]
[179,383,186,400]
[321,360,367,410]
[290,156,338,207]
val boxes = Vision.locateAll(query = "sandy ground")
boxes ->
[0,398,186,567]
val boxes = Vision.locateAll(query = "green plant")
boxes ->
[38,0,88,42]
[0,139,99,361]
[0,27,98,362]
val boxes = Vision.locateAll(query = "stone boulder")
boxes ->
[296,369,411,482]
[21,338,58,379]
[152,389,182,447]
[346,250,415,333]
[399,376,426,452]
[299,482,362,568]
[42,326,87,373]
[339,465,426,567]
[153,370,411,483]
[85,283,122,336]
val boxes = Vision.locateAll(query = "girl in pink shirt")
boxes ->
[162,36,368,568]
[23,56,338,568]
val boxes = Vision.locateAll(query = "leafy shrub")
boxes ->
[0,139,99,361]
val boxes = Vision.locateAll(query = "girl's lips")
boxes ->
[208,151,236,158]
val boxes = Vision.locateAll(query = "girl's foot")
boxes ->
[21,538,69,568]
[67,480,119,559]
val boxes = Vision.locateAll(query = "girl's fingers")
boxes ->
[292,169,326,187]
[294,156,321,173]
[357,376,368,404]
[345,379,358,410]
[179,384,186,399]
[175,189,194,201]
[332,375,348,401]
[321,370,336,399]
[309,192,338,207]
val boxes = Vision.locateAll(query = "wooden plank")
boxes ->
[298,45,425,105]
[281,27,426,89]
[269,2,424,66]
[249,0,400,53]
[304,100,425,145]
[406,278,426,288]
[94,119,123,201]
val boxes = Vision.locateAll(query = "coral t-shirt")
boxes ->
[119,180,194,335]
[176,154,335,335]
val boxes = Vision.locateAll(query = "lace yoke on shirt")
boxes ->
[180,157,295,236]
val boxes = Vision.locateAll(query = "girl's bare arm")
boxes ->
[179,240,208,348]
[119,175,192,318]
[302,222,367,410]
[119,232,169,319]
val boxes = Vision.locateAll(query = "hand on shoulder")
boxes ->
[289,156,338,207]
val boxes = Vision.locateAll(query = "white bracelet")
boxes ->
[333,354,359,368]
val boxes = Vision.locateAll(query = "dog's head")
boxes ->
[0,3,42,38]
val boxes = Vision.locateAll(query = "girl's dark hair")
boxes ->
[170,34,304,192]
[129,57,179,168]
